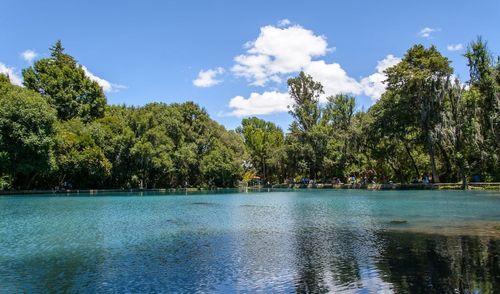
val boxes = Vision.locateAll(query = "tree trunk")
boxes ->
[437,141,452,182]
[460,164,468,190]
[26,172,39,190]
[388,159,401,182]
[261,155,266,184]
[428,136,440,183]
[403,140,420,179]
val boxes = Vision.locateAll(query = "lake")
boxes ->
[1,189,499,293]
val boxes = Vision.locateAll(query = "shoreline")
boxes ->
[264,182,500,191]
[1,182,499,195]
[0,187,233,196]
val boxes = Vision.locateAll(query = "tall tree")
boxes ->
[22,41,107,121]
[287,71,325,179]
[323,94,357,180]
[464,37,500,180]
[385,45,453,182]
[288,71,323,133]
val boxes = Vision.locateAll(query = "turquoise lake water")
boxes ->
[1,189,499,293]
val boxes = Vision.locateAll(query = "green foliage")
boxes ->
[22,41,107,121]
[286,72,327,178]
[91,106,136,187]
[322,94,357,179]
[237,117,284,182]
[288,71,323,133]
[239,41,499,187]
[1,45,246,190]
[122,102,246,188]
[385,45,453,182]
[1,38,499,190]
[0,74,57,189]
[0,175,12,190]
[201,142,243,188]
[54,119,112,188]
[463,37,500,180]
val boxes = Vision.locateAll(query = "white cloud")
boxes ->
[228,23,401,115]
[193,67,225,87]
[360,55,401,101]
[232,24,330,86]
[0,63,23,86]
[447,43,463,51]
[418,27,438,38]
[20,50,37,63]
[0,60,122,92]
[228,91,292,116]
[304,60,363,101]
[277,19,291,27]
[81,66,111,92]
[81,65,125,93]
[227,54,401,115]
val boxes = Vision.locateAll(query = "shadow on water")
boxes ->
[2,229,499,293]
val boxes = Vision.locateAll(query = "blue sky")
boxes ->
[1,0,499,130]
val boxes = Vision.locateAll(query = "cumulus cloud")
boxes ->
[418,27,438,38]
[228,91,292,117]
[81,65,125,93]
[0,63,23,86]
[227,54,401,116]
[232,24,330,86]
[447,43,463,51]
[277,19,291,27]
[20,50,38,63]
[360,55,401,101]
[304,60,363,101]
[227,23,402,115]
[193,67,225,87]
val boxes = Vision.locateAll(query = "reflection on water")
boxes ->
[377,231,500,293]
[0,190,499,293]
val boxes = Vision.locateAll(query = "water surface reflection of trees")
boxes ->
[291,227,500,293]
[376,232,500,293]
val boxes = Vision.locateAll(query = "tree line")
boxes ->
[0,39,499,190]
[238,38,499,188]
[0,41,244,190]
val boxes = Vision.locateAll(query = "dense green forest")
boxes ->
[0,39,499,190]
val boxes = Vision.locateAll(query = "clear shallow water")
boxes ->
[1,189,499,293]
